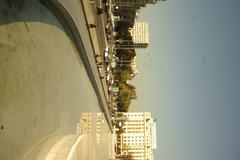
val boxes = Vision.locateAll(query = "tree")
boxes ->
[117,127,125,134]
[121,154,133,160]
[117,153,133,160]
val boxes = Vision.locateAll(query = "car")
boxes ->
[106,72,111,82]
[104,46,109,51]
[106,64,111,72]
[104,56,110,65]
[108,85,112,94]
[104,47,109,55]
[117,121,123,128]
[111,61,116,68]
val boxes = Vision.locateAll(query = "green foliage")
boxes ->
[117,82,137,112]
[116,49,136,61]
[115,21,133,31]
[119,70,132,82]
[114,21,138,112]
[121,154,133,160]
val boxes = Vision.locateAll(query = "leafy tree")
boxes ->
[121,154,133,160]
[119,70,132,82]
[113,20,138,112]
[117,82,137,111]
[116,127,125,134]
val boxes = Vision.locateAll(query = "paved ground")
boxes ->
[50,0,112,123]
[23,113,113,160]
[0,0,112,159]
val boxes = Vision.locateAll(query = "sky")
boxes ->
[130,0,240,160]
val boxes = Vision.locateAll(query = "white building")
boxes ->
[131,21,149,48]
[116,112,157,160]
[130,56,139,75]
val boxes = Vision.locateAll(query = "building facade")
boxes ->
[116,112,156,160]
[131,21,149,48]
[115,21,150,49]
[115,0,164,9]
[130,56,139,75]
[114,0,166,27]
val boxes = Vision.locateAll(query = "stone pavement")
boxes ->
[0,0,114,159]
[23,112,114,160]
[81,0,112,109]
[40,0,113,131]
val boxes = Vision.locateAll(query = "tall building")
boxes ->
[114,0,166,28]
[115,0,165,9]
[131,21,149,48]
[115,21,150,49]
[116,112,157,160]
[130,56,139,75]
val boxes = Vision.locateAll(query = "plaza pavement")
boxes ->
[40,0,112,130]
[0,0,114,159]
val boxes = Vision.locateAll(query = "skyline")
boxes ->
[131,0,240,160]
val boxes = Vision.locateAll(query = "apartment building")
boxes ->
[116,112,157,160]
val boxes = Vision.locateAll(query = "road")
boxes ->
[0,0,112,159]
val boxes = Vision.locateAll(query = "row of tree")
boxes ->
[114,21,137,112]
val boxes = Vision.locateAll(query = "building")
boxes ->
[130,56,139,75]
[114,0,166,28]
[131,21,149,48]
[116,112,157,160]
[114,8,137,27]
[115,0,166,9]
[115,21,149,49]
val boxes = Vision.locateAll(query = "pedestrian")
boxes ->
[87,23,97,28]
[96,6,103,15]
[96,61,104,65]
[94,54,102,58]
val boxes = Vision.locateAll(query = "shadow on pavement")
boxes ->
[0,0,73,39]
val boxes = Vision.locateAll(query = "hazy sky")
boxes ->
[131,0,240,160]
